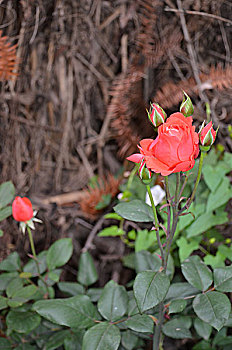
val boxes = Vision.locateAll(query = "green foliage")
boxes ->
[46,238,73,270]
[77,251,98,286]
[181,256,213,291]
[114,199,154,222]
[0,181,15,235]
[133,270,170,312]
[82,323,121,350]
[162,316,192,339]
[193,291,231,331]
[33,295,100,329]
[97,280,128,321]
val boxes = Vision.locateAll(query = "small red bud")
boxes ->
[199,121,217,147]
[147,103,167,127]
[180,91,194,117]
[138,159,152,184]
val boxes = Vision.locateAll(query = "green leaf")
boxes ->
[0,230,3,237]
[58,282,85,296]
[186,209,228,238]
[194,318,212,340]
[24,251,47,276]
[104,213,122,220]
[33,295,100,329]
[204,251,225,268]
[121,330,138,350]
[0,206,12,221]
[0,272,18,291]
[192,340,213,350]
[181,256,213,291]
[87,288,103,302]
[134,250,174,280]
[46,330,69,350]
[0,339,12,349]
[98,225,124,237]
[47,238,73,270]
[77,251,98,286]
[6,310,41,333]
[0,181,15,209]
[127,291,139,316]
[165,282,199,302]
[202,164,225,192]
[6,277,24,297]
[0,252,20,271]
[114,199,154,222]
[214,266,232,292]
[135,230,156,252]
[169,299,187,314]
[97,280,128,321]
[64,333,82,350]
[176,237,200,262]
[162,316,192,339]
[124,314,154,333]
[206,177,232,213]
[133,271,170,312]
[82,322,121,350]
[193,291,231,330]
[7,285,38,308]
[0,296,8,310]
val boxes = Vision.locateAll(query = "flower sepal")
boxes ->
[19,211,42,234]
[200,145,211,153]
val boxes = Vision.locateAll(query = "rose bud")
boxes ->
[12,196,34,222]
[147,103,167,127]
[199,121,217,147]
[138,158,152,184]
[180,92,194,117]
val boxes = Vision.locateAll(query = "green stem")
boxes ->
[164,177,171,237]
[153,303,164,350]
[146,185,165,350]
[27,226,49,295]
[146,185,165,265]
[146,185,159,229]
[180,151,205,213]
[175,172,180,207]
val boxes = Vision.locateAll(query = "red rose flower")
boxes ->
[127,112,199,176]
[12,196,34,222]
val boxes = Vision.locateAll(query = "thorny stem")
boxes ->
[164,177,171,237]
[146,185,165,350]
[180,151,205,214]
[27,226,49,295]
[150,154,205,349]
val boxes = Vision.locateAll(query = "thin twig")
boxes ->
[165,7,232,26]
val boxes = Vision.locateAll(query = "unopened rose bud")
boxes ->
[138,159,152,184]
[147,103,167,127]
[180,92,194,117]
[199,121,217,147]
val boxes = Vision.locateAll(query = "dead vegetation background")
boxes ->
[0,0,232,307]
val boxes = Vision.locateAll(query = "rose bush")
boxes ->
[127,112,199,176]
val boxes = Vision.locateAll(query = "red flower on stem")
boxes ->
[127,112,199,176]
[12,196,33,222]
